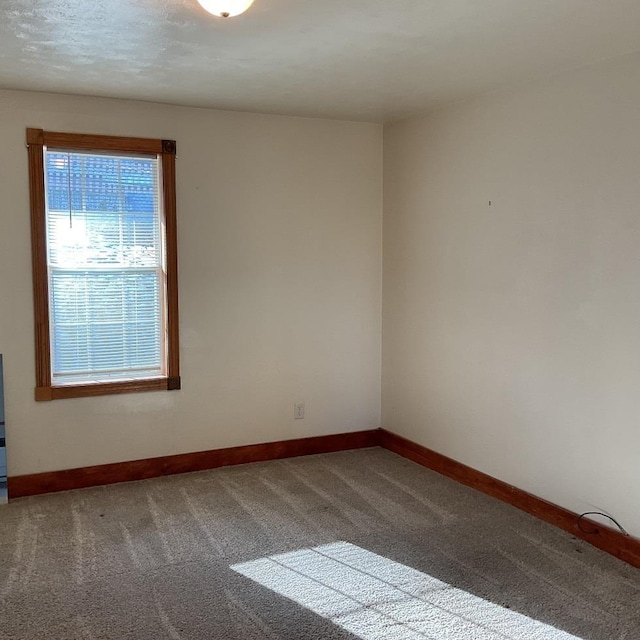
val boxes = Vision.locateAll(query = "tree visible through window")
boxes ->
[27,129,180,400]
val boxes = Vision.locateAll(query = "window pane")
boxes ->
[44,150,165,384]
[46,153,158,214]
[50,271,162,382]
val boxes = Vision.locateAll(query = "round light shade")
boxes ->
[196,0,255,18]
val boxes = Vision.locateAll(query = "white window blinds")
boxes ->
[44,151,166,385]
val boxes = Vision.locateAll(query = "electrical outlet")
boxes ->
[294,402,305,420]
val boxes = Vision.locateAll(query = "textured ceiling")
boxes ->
[1,0,639,122]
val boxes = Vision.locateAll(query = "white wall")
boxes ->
[383,53,640,536]
[0,90,382,476]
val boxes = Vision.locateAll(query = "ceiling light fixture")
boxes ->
[196,0,255,18]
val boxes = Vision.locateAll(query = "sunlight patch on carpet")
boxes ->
[231,541,584,640]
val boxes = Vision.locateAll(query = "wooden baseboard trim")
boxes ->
[9,425,639,569]
[8,430,379,499]
[378,429,640,569]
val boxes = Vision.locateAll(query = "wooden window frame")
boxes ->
[26,128,180,401]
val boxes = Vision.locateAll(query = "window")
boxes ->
[26,129,180,401]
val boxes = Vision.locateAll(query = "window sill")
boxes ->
[35,376,181,401]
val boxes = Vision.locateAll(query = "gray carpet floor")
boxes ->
[0,447,638,639]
